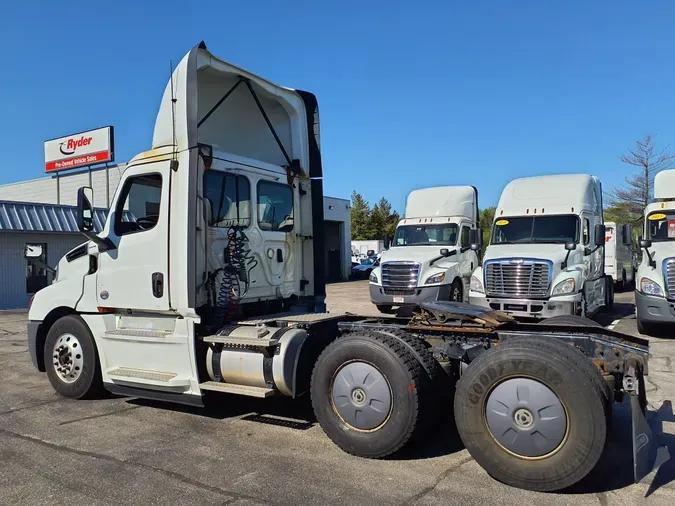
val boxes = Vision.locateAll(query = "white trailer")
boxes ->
[369,186,480,312]
[351,240,384,262]
[604,221,635,289]
[25,42,653,492]
[470,174,613,319]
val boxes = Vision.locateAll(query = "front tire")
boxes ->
[44,315,103,399]
[311,332,428,458]
[376,304,395,314]
[454,337,607,491]
[450,279,463,302]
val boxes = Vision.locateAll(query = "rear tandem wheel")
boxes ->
[454,337,608,491]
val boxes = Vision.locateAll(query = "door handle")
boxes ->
[152,272,164,298]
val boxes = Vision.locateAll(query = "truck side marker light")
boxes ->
[526,209,529,214]
[571,207,574,213]
[408,384,417,392]
[542,208,545,214]
[662,203,665,209]
[534,208,537,214]
[97,307,115,314]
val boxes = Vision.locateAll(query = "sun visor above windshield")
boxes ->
[152,42,321,178]
[654,170,675,200]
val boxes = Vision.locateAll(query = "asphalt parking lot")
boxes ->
[1,282,674,505]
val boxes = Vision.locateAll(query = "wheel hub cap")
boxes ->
[331,362,392,431]
[52,333,83,384]
[485,378,567,458]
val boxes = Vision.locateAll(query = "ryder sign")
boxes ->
[44,126,114,172]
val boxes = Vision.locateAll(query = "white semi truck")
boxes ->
[635,169,675,334]
[369,186,480,312]
[470,174,614,319]
[26,42,654,492]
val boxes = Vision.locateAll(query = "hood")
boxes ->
[379,246,458,269]
[645,242,675,267]
[483,243,582,274]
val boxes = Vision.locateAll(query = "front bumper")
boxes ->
[469,292,580,319]
[369,283,451,307]
[27,320,43,371]
[635,290,675,324]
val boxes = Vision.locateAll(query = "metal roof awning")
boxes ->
[0,201,108,234]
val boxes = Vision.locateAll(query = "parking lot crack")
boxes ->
[404,456,474,505]
[0,428,266,504]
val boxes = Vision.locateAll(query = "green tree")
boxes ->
[350,191,371,240]
[479,206,496,255]
[370,197,400,239]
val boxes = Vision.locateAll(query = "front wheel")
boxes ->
[44,315,103,399]
[375,304,395,314]
[454,337,607,491]
[450,279,463,302]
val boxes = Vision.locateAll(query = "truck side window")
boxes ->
[257,181,293,232]
[203,171,251,228]
[114,174,162,236]
[583,218,590,245]
[461,226,470,248]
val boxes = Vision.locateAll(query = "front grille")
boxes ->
[664,258,675,298]
[381,262,420,291]
[484,260,551,298]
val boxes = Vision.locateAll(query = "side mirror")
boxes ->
[383,233,390,250]
[24,244,43,259]
[622,224,633,246]
[77,187,95,232]
[440,248,451,257]
[594,224,606,247]
[639,237,652,249]
[469,229,483,251]
[565,242,576,251]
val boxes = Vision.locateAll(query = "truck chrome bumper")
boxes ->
[469,293,579,319]
[369,283,450,307]
[635,290,675,324]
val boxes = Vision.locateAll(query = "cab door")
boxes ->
[458,223,478,299]
[96,162,171,310]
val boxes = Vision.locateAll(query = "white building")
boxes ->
[0,165,350,309]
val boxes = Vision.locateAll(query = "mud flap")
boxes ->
[630,391,656,483]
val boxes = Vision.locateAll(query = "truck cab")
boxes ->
[635,169,675,334]
[369,186,479,312]
[469,174,611,319]
[27,41,324,401]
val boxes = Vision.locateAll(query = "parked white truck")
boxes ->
[25,42,653,492]
[635,169,675,334]
[470,174,613,319]
[369,186,480,312]
[604,221,635,289]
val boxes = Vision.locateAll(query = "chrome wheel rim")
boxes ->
[52,333,84,384]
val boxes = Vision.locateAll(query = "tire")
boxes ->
[454,337,607,491]
[44,315,103,399]
[310,331,427,458]
[538,315,601,328]
[604,277,614,312]
[376,304,395,314]
[450,279,463,302]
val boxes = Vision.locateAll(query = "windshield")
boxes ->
[646,211,675,241]
[360,257,378,265]
[492,215,579,244]
[393,224,458,246]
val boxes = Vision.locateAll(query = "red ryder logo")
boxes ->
[44,126,114,173]
[59,136,93,156]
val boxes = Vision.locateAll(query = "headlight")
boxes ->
[369,271,378,284]
[640,277,664,297]
[425,272,445,285]
[551,278,576,296]
[470,275,484,293]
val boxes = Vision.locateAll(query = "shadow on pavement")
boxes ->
[564,400,675,495]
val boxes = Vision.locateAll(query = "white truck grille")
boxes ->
[485,260,551,298]
[381,262,420,296]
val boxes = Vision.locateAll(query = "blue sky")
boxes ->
[1,1,675,211]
